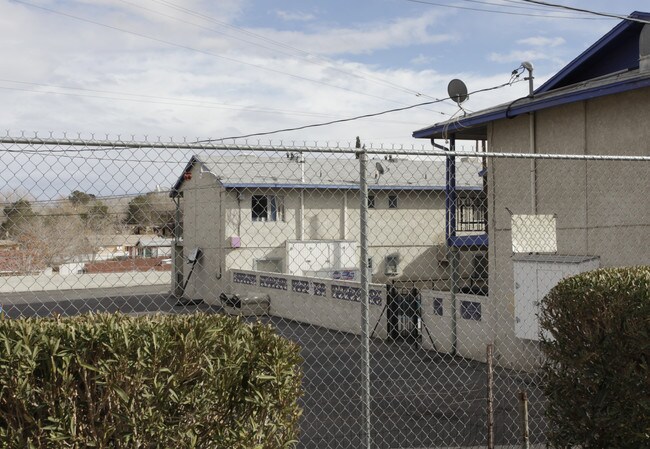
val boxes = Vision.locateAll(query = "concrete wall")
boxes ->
[224,269,388,338]
[420,290,490,361]
[178,164,223,303]
[486,88,650,370]
[0,271,171,293]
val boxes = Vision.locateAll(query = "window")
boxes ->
[368,194,375,209]
[388,194,398,209]
[460,301,482,321]
[252,195,284,222]
[433,297,444,316]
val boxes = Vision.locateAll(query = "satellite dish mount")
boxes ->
[447,79,469,106]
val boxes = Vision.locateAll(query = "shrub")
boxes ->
[539,266,649,449]
[0,313,302,449]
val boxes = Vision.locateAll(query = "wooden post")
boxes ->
[486,344,494,449]
[519,390,530,449]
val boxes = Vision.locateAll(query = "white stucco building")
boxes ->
[170,153,485,302]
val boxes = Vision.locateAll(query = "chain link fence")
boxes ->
[1,132,648,448]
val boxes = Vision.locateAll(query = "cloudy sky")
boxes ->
[2,0,648,145]
[0,0,648,198]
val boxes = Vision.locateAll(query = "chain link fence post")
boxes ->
[358,145,372,449]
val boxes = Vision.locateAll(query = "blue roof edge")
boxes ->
[223,183,482,191]
[413,75,650,139]
[535,12,650,94]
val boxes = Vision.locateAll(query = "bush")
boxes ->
[539,266,650,448]
[0,313,302,449]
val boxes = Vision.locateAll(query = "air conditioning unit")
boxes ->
[384,254,400,276]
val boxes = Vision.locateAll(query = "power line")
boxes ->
[516,0,650,24]
[121,0,443,103]
[405,0,609,19]
[149,0,443,102]
[200,76,525,142]
[12,0,449,114]
[0,82,419,125]
[1,76,525,158]
[461,0,583,13]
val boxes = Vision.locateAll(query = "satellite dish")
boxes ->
[376,162,385,175]
[447,79,469,105]
[188,247,202,263]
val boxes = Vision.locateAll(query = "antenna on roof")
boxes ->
[521,61,534,96]
[375,162,387,184]
[447,79,469,105]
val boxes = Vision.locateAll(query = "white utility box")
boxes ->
[514,255,600,341]
[285,240,357,276]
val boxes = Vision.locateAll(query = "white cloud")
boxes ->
[275,10,315,22]
[517,36,565,47]
[488,50,553,64]
[254,11,455,55]
[411,54,436,66]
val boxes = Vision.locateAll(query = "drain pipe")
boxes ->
[522,62,537,213]
[172,195,183,297]
[446,135,458,356]
[299,152,305,240]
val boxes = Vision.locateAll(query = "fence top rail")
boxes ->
[1,135,649,161]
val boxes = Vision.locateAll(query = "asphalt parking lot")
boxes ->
[0,288,547,449]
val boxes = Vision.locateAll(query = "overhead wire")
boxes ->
[405,0,610,19]
[460,0,577,13]
[0,82,418,125]
[1,72,526,160]
[11,0,449,115]
[149,0,443,101]
[515,0,650,24]
[198,76,525,142]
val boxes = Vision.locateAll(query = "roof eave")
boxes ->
[413,75,650,140]
[222,183,482,191]
[536,11,650,94]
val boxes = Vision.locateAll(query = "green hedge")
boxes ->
[0,313,302,449]
[539,266,649,449]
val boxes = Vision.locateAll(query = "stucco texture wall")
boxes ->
[487,88,650,370]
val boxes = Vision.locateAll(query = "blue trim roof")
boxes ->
[413,74,650,139]
[222,183,482,191]
[536,11,650,94]
[413,12,650,140]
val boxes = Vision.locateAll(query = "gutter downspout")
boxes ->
[524,63,538,214]
[216,189,222,280]
[299,152,305,240]
[442,135,458,356]
[172,195,183,298]
[530,112,537,214]
[341,192,348,240]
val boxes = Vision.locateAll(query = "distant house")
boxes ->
[0,239,19,252]
[413,12,650,369]
[87,234,140,260]
[135,236,173,258]
[170,154,485,300]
